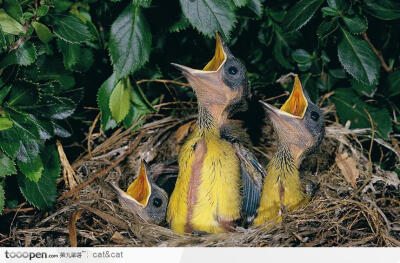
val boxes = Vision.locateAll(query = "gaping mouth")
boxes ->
[279,75,308,119]
[125,161,152,208]
[202,32,227,72]
[259,75,308,120]
[170,32,227,78]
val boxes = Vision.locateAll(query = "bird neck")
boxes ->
[267,144,299,182]
[197,104,227,136]
[264,143,306,213]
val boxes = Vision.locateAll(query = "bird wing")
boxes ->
[234,143,266,225]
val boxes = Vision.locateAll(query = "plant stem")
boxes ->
[362,32,392,73]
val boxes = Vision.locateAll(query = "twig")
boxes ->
[9,23,31,52]
[136,79,190,87]
[87,112,101,158]
[57,140,80,192]
[3,207,35,214]
[68,210,83,247]
[353,108,375,196]
[57,132,144,202]
[362,32,391,73]
[262,92,290,102]
[78,203,129,229]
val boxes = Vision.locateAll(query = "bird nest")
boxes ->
[3,97,400,247]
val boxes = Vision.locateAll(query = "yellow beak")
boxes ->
[126,160,151,207]
[280,75,308,118]
[171,32,231,106]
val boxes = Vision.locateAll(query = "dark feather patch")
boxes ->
[234,143,265,225]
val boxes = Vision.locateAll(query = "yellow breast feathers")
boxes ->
[254,149,308,225]
[167,128,241,234]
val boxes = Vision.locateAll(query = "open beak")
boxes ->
[108,160,152,221]
[260,75,309,133]
[171,32,229,105]
[280,75,308,118]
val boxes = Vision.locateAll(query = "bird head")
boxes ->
[172,32,248,126]
[109,160,168,225]
[260,75,325,165]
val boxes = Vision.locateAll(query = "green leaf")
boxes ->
[332,88,393,140]
[342,15,368,34]
[23,12,34,20]
[26,95,77,120]
[32,22,53,43]
[247,0,263,18]
[109,78,131,123]
[52,14,92,44]
[273,39,293,69]
[4,0,23,23]
[0,117,13,131]
[0,85,12,104]
[25,56,76,89]
[351,79,376,98]
[329,68,347,79]
[15,42,37,66]
[169,15,190,33]
[54,0,73,13]
[97,73,118,131]
[57,39,79,70]
[0,27,7,50]
[34,118,54,140]
[292,49,312,63]
[0,151,17,177]
[283,0,325,31]
[317,19,338,39]
[8,81,39,106]
[0,183,4,214]
[233,0,248,7]
[18,145,60,210]
[364,0,400,20]
[369,107,393,140]
[54,121,71,138]
[328,0,348,10]
[132,0,152,8]
[0,108,41,159]
[301,73,319,103]
[337,28,380,85]
[273,30,297,70]
[0,9,24,35]
[0,41,37,67]
[387,70,400,97]
[75,48,94,72]
[321,7,338,17]
[180,0,236,39]
[269,9,286,22]
[109,4,151,80]
[17,153,43,182]
[123,84,153,128]
[292,49,312,71]
[36,5,50,17]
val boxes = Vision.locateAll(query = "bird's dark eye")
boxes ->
[311,111,319,121]
[153,198,162,207]
[228,66,238,75]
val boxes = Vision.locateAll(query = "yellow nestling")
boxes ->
[167,32,265,234]
[254,75,325,225]
[109,160,168,225]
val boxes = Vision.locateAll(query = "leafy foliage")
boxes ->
[0,0,398,213]
[109,4,151,79]
[338,28,379,85]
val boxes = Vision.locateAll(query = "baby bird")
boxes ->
[254,75,325,225]
[109,160,168,225]
[167,32,264,234]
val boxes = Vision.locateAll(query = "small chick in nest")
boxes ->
[109,160,169,225]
